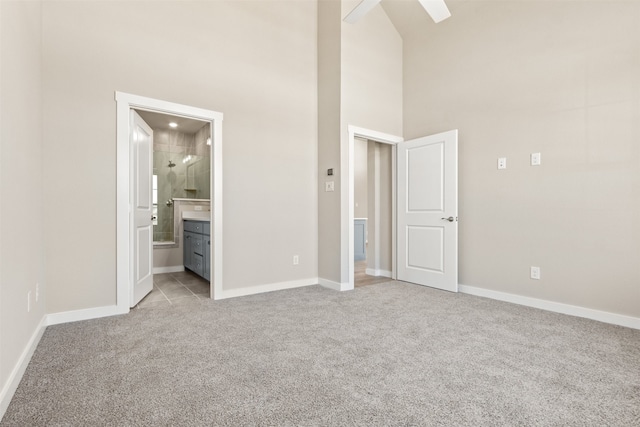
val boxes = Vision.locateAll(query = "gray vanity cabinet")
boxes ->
[203,223,211,281]
[183,231,194,271]
[184,220,210,280]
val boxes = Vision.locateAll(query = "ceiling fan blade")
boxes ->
[344,0,383,24]
[417,0,451,23]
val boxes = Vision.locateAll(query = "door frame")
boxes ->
[115,92,223,311]
[344,126,403,290]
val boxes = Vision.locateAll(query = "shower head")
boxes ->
[168,160,176,168]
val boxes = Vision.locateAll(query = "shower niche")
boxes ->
[136,110,211,244]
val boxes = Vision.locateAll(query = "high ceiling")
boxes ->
[381,0,478,39]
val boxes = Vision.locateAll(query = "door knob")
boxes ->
[441,216,454,222]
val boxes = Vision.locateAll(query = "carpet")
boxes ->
[2,281,639,426]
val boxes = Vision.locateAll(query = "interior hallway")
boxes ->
[354,260,392,288]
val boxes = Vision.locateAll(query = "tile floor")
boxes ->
[135,270,210,309]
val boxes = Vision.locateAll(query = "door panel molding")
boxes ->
[397,130,458,292]
[406,225,444,273]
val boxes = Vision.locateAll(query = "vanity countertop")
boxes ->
[182,211,211,221]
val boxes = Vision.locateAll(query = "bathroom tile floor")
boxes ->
[135,270,210,309]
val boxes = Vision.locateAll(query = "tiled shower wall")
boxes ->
[194,124,211,199]
[153,123,210,242]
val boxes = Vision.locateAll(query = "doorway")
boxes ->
[115,92,223,311]
[346,126,402,290]
[135,109,212,307]
[346,126,458,292]
[353,137,394,288]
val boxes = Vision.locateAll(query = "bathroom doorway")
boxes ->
[134,109,212,307]
[115,92,223,311]
[135,109,211,247]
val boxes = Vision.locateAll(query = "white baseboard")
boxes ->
[46,304,127,326]
[365,268,392,278]
[0,315,47,421]
[152,266,185,274]
[459,284,640,330]
[318,278,352,291]
[216,277,318,300]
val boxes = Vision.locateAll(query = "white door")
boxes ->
[397,130,458,292]
[131,110,154,306]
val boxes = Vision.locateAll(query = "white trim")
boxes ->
[372,143,381,274]
[341,128,352,286]
[211,107,224,302]
[115,91,223,309]
[215,278,318,300]
[459,284,640,330]
[46,305,126,326]
[318,278,352,291]
[152,266,185,274]
[391,145,396,280]
[365,268,392,278]
[346,126,402,289]
[0,316,47,420]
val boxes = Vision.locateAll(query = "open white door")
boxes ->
[397,130,458,292]
[130,110,154,306]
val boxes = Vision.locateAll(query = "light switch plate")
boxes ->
[497,157,507,170]
[531,152,541,166]
[325,181,335,192]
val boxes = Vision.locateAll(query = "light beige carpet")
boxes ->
[2,281,639,426]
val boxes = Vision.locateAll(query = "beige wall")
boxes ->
[0,0,46,404]
[42,1,318,312]
[317,0,343,285]
[402,1,640,317]
[318,0,402,285]
[341,1,403,136]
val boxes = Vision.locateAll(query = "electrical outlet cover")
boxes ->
[530,266,541,280]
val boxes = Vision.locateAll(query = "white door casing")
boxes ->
[117,92,223,313]
[131,111,154,306]
[346,126,403,291]
[397,130,458,292]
